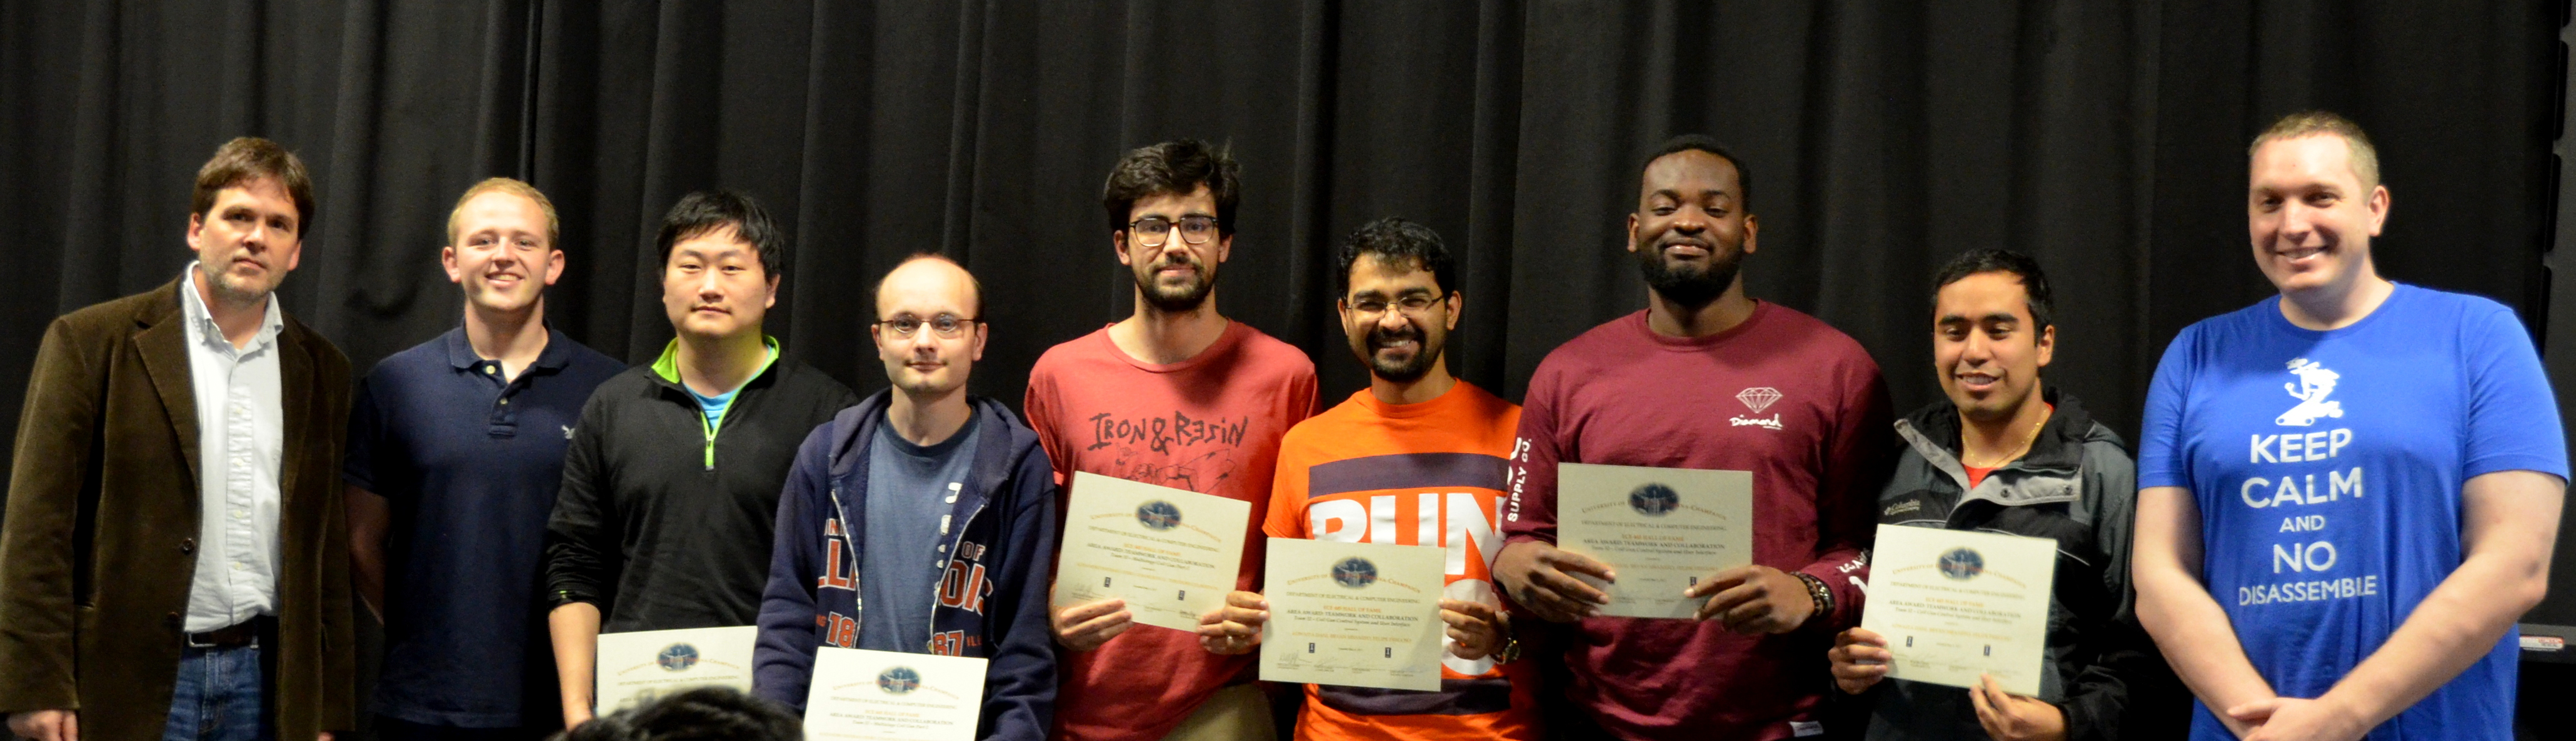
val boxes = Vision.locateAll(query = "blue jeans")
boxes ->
[161,643,268,741]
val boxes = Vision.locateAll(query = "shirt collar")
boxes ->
[652,335,782,388]
[177,263,285,355]
[444,323,577,373]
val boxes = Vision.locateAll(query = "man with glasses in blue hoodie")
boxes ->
[752,255,1058,740]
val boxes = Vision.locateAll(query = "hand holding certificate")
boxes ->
[1858,524,2057,695]
[594,625,756,715]
[1555,463,1754,618]
[1258,538,1447,691]
[1053,471,1251,633]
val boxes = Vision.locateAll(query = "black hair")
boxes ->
[551,687,802,741]
[656,190,788,280]
[1334,217,1455,298]
[1640,134,1755,212]
[1101,139,1242,236]
[1930,248,2055,332]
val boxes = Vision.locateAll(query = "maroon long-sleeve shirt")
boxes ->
[1503,305,1892,740]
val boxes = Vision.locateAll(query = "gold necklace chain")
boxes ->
[1960,413,2047,469]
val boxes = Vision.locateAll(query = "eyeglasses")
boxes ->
[1346,294,1443,318]
[877,314,979,339]
[1126,215,1219,247]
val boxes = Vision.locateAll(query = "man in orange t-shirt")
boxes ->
[1200,218,1540,740]
[1025,139,1320,741]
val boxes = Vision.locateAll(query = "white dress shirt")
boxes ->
[176,266,286,633]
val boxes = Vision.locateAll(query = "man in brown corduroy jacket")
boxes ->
[0,137,354,741]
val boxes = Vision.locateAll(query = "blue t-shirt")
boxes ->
[688,385,740,430]
[2138,285,2567,739]
[343,327,625,727]
[858,411,980,654]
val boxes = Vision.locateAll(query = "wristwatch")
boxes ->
[1493,636,1523,665]
[1793,572,1834,625]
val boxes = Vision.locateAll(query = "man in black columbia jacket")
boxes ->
[542,191,858,726]
[1828,249,2184,740]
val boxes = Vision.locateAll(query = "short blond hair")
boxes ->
[447,177,561,248]
[2250,111,2380,189]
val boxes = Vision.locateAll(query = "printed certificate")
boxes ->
[1258,538,1447,692]
[594,625,755,715]
[1053,471,1251,633]
[801,647,989,740]
[1555,463,1753,618]
[1860,524,2058,695]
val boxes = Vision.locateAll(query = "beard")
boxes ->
[1635,237,1742,310]
[198,256,275,306]
[1135,254,1218,313]
[1360,322,1444,383]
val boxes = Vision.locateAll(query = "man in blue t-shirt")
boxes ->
[345,178,624,738]
[2134,111,2568,740]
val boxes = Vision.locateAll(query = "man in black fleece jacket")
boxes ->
[541,191,858,726]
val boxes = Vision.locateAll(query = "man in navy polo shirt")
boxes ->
[344,178,624,739]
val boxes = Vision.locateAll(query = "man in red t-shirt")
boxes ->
[1490,135,1893,740]
[1023,139,1319,741]
[1196,218,1541,741]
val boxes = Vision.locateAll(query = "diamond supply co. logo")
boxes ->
[2276,358,2345,426]
[1732,386,1784,430]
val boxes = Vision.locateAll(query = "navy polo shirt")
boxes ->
[344,326,624,727]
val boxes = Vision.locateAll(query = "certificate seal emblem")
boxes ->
[1135,500,1183,531]
[1331,557,1379,588]
[1937,547,1986,581]
[1628,483,1680,517]
[655,643,699,672]
[876,666,921,695]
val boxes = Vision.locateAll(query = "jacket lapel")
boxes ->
[133,281,202,495]
[277,324,313,503]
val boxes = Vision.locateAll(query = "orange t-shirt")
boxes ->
[1025,321,1320,741]
[1263,381,1541,741]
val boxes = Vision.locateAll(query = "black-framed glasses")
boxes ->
[1346,294,1443,318]
[877,313,979,339]
[1126,215,1219,247]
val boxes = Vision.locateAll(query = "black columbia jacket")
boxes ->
[1850,390,2187,741]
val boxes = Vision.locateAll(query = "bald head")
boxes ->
[875,254,984,320]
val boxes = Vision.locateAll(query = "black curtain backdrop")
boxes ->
[2,0,2568,729]
[4,0,2560,453]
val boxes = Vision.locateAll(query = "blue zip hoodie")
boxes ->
[753,391,1059,740]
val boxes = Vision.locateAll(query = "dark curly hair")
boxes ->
[552,687,803,741]
[1100,139,1241,236]
[1333,217,1455,298]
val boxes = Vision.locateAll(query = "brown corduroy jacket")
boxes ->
[0,278,354,740]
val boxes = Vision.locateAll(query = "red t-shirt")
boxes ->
[1264,381,1541,741]
[1502,305,1892,740]
[1024,321,1320,741]
[1962,464,1997,490]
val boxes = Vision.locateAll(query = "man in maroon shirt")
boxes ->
[1490,135,1893,740]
